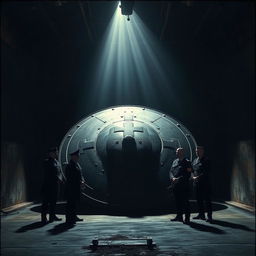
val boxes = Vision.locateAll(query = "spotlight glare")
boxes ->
[85,2,173,110]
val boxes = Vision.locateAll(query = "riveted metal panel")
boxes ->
[59,105,197,208]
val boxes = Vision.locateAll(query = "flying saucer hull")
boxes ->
[59,106,197,209]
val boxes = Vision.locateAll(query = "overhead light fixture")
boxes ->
[119,1,135,21]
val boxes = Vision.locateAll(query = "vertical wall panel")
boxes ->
[230,141,255,207]
[1,142,27,209]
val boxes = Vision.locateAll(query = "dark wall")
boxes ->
[1,39,44,201]
[169,38,255,201]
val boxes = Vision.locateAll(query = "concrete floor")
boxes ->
[1,201,255,256]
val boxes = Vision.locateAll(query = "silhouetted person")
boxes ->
[169,147,192,224]
[192,146,213,223]
[41,147,64,223]
[65,149,84,224]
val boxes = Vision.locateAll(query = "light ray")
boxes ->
[85,2,177,110]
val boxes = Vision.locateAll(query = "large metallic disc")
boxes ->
[59,105,197,208]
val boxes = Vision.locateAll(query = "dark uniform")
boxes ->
[192,156,212,219]
[41,157,62,222]
[65,159,83,223]
[169,158,192,221]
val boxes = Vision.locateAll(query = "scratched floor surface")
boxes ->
[1,201,255,256]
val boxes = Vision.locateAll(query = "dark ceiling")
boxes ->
[2,1,253,51]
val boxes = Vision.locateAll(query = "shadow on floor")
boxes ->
[212,219,255,232]
[30,201,228,217]
[15,221,47,233]
[47,223,75,235]
[189,221,225,234]
[15,221,75,234]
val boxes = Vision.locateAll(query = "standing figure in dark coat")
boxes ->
[192,146,213,223]
[169,147,192,224]
[65,149,85,224]
[41,147,64,223]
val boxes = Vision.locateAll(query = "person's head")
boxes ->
[196,146,204,159]
[48,147,58,160]
[176,147,184,159]
[70,150,80,162]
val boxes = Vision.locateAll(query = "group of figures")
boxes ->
[169,146,213,224]
[41,147,84,225]
[41,145,212,225]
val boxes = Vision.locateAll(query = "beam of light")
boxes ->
[85,2,178,111]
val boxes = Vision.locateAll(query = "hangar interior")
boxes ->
[1,1,255,256]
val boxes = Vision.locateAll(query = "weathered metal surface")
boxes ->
[90,235,156,251]
[1,142,27,209]
[59,106,197,209]
[231,141,255,207]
